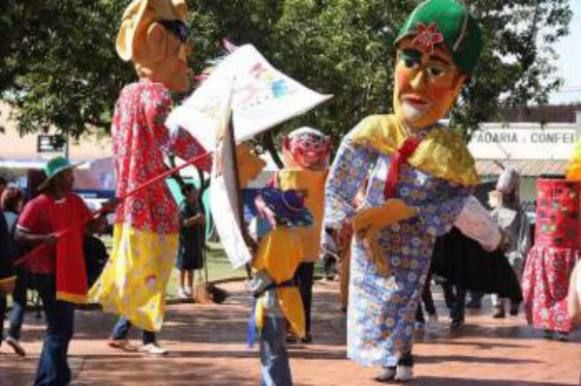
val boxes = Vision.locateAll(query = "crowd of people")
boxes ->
[1,0,580,385]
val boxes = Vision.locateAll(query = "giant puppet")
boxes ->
[274,127,330,341]
[90,0,210,350]
[322,0,495,382]
[522,141,581,340]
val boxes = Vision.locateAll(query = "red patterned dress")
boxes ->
[522,179,581,334]
[90,80,210,331]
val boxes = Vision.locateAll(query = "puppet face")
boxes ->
[282,131,331,170]
[134,20,192,92]
[393,38,466,131]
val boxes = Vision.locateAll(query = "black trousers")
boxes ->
[442,282,466,322]
[294,262,314,335]
[415,268,436,323]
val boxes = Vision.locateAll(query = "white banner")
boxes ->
[166,44,332,150]
[168,44,332,268]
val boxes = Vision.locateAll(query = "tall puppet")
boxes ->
[522,141,581,340]
[275,127,330,342]
[90,0,210,355]
[323,0,488,382]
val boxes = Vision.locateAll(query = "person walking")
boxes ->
[15,156,112,385]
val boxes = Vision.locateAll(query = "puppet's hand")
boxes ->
[352,199,417,239]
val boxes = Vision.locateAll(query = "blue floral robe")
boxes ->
[324,131,471,367]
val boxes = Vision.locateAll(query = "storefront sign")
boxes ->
[468,124,578,160]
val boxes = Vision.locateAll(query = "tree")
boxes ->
[0,0,572,146]
[0,1,134,139]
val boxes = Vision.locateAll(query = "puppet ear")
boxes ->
[144,22,168,63]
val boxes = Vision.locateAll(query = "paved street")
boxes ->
[1,280,580,386]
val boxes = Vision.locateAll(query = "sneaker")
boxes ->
[139,343,168,355]
[4,336,26,357]
[177,288,189,300]
[374,367,396,383]
[184,286,193,297]
[107,338,138,352]
[556,332,569,342]
[395,365,413,382]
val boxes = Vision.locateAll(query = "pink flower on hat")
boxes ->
[412,22,444,54]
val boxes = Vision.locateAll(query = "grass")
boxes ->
[6,237,329,306]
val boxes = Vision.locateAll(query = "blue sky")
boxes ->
[549,0,581,104]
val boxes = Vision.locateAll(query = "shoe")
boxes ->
[509,303,519,316]
[4,336,26,357]
[177,288,189,300]
[414,321,425,331]
[395,365,413,382]
[300,333,313,344]
[184,286,193,297]
[450,318,464,330]
[139,343,168,355]
[107,338,138,352]
[492,305,505,318]
[556,332,569,342]
[374,367,396,383]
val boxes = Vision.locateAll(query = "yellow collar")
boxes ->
[350,114,479,187]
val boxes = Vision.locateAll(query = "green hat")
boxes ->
[395,0,483,75]
[37,156,77,191]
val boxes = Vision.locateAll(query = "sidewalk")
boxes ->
[1,280,580,386]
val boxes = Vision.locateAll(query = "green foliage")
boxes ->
[0,0,572,145]
[0,0,134,138]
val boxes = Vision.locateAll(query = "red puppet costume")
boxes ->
[90,0,210,334]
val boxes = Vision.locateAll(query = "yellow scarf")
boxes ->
[350,114,479,187]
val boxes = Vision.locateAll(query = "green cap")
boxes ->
[395,0,483,75]
[37,156,77,191]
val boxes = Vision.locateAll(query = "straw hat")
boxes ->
[116,0,187,61]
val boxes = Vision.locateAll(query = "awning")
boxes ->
[475,159,568,177]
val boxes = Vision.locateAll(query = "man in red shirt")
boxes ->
[16,156,112,386]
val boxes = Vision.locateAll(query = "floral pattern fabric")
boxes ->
[522,245,580,333]
[111,80,210,234]
[92,80,209,330]
[324,133,470,367]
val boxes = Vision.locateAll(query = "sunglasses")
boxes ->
[158,19,190,43]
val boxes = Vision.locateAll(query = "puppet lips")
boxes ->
[402,95,430,107]
[401,95,432,114]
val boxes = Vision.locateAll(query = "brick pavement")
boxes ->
[1,280,580,386]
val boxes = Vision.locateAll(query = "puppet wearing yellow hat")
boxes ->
[90,0,210,354]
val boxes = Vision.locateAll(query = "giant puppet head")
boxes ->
[116,0,192,92]
[392,0,483,131]
[282,127,331,170]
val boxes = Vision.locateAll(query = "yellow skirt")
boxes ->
[89,224,178,332]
